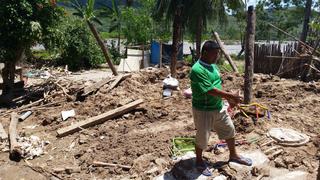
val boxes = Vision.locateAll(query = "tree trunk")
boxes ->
[1,47,24,97]
[244,6,256,104]
[170,7,182,78]
[298,0,312,52]
[195,16,203,60]
[87,20,118,76]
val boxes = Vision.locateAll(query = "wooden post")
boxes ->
[213,32,239,73]
[244,6,256,104]
[9,112,22,161]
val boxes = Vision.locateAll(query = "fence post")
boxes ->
[244,5,256,104]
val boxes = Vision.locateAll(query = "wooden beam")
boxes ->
[9,112,22,160]
[107,74,124,92]
[244,6,256,104]
[0,123,8,140]
[57,99,144,137]
[83,74,131,96]
[213,32,239,73]
[92,161,132,170]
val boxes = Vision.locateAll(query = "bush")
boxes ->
[45,16,105,71]
[61,20,104,70]
[107,40,122,65]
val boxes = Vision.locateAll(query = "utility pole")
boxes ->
[244,5,256,104]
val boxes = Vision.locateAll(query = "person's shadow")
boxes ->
[161,158,228,180]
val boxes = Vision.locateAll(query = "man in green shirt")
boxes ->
[190,40,252,176]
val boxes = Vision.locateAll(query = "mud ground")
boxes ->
[0,66,319,179]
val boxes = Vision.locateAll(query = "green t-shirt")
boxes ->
[190,60,223,111]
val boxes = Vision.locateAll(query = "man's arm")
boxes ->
[208,88,242,106]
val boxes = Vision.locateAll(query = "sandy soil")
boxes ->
[0,66,319,179]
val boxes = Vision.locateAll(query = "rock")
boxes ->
[155,158,169,169]
[256,90,263,98]
[284,156,295,165]
[132,153,154,173]
[214,147,225,155]
[79,134,88,145]
[226,75,234,81]
[274,157,286,168]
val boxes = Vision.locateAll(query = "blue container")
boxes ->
[151,41,160,64]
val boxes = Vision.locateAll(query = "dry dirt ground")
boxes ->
[0,66,319,179]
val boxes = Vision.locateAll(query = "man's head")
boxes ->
[201,40,221,64]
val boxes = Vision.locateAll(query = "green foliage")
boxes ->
[107,40,122,65]
[0,0,62,61]
[121,6,152,45]
[58,18,104,70]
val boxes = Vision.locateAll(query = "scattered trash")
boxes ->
[163,75,179,90]
[61,109,75,121]
[17,135,50,160]
[163,88,172,97]
[19,111,32,121]
[268,128,310,146]
[40,70,51,79]
[183,88,192,98]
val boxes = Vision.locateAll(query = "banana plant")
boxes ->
[72,0,118,75]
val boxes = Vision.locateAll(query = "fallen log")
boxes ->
[213,32,239,73]
[92,161,132,170]
[82,74,131,96]
[0,123,8,140]
[56,99,144,137]
[9,112,22,161]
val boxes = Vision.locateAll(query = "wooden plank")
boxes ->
[83,74,131,96]
[9,112,22,160]
[213,32,239,73]
[107,74,124,92]
[0,123,8,140]
[57,99,144,137]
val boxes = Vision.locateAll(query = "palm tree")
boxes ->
[299,0,312,52]
[186,0,244,59]
[154,0,192,77]
[100,0,122,52]
[72,0,118,75]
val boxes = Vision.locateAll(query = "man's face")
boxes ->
[207,49,220,64]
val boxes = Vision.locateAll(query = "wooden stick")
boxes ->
[9,112,22,160]
[213,32,239,73]
[0,123,8,140]
[268,149,284,160]
[54,82,74,101]
[56,99,144,137]
[92,161,132,170]
[82,74,131,96]
[264,146,281,154]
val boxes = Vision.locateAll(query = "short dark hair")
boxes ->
[201,40,220,55]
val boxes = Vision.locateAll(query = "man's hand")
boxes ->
[207,88,243,108]
[227,93,243,108]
